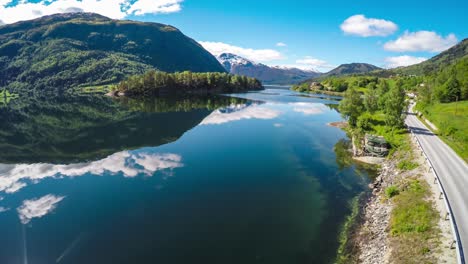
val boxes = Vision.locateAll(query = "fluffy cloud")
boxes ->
[201,103,281,125]
[276,42,287,47]
[384,31,458,52]
[290,102,326,115]
[384,55,428,68]
[17,194,65,224]
[199,41,284,62]
[279,56,334,72]
[296,56,334,68]
[0,0,183,24]
[340,14,398,37]
[0,151,183,194]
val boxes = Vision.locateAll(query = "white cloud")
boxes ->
[384,55,428,68]
[199,41,284,62]
[290,102,326,115]
[0,206,9,213]
[17,194,65,224]
[296,56,334,68]
[0,151,183,194]
[340,14,398,37]
[276,42,287,47]
[0,0,183,24]
[384,31,458,52]
[279,56,334,72]
[296,57,327,66]
[201,104,281,125]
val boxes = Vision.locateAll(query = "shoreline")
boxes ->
[292,88,345,97]
[330,122,456,263]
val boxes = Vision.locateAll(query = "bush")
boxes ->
[356,112,373,131]
[397,160,419,171]
[385,185,400,198]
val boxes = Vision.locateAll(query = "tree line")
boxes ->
[112,70,263,96]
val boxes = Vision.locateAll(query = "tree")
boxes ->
[384,85,406,128]
[364,88,379,113]
[338,87,364,127]
[444,77,461,102]
[377,80,390,109]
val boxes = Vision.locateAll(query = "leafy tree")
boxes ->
[338,87,364,127]
[364,88,379,113]
[443,77,461,102]
[377,80,390,109]
[384,85,406,128]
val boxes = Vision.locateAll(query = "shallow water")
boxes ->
[0,88,373,264]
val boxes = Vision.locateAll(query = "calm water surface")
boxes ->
[0,88,373,264]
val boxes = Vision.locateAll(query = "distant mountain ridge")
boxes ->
[0,12,225,92]
[217,53,321,85]
[297,62,382,85]
[393,38,468,75]
[323,63,382,77]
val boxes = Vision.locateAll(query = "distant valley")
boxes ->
[216,53,321,85]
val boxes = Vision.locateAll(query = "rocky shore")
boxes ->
[353,140,456,264]
[356,158,397,264]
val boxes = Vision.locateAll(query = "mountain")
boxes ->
[217,53,321,85]
[394,38,468,75]
[0,13,225,92]
[323,63,382,77]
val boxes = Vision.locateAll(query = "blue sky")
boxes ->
[1,0,467,71]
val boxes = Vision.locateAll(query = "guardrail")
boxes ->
[407,114,465,264]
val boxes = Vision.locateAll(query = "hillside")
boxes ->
[394,38,468,75]
[323,63,382,77]
[217,53,321,85]
[0,13,225,92]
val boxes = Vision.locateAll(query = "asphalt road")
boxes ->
[406,104,468,263]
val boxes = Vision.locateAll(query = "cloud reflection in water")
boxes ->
[17,194,65,224]
[200,103,281,125]
[290,102,326,115]
[0,151,184,194]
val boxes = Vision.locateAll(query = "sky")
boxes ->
[0,0,467,72]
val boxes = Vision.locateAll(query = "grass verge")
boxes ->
[416,101,468,162]
[389,178,440,263]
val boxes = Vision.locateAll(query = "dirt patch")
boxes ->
[353,156,385,165]
[328,121,348,129]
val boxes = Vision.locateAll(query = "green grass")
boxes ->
[417,101,468,162]
[397,160,419,171]
[77,85,112,94]
[360,111,411,155]
[389,179,440,263]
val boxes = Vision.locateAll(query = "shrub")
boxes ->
[397,160,419,171]
[385,185,400,198]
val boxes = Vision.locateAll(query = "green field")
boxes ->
[417,101,468,162]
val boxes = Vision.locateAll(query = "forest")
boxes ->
[112,70,263,96]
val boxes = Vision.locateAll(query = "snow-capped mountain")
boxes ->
[216,53,321,85]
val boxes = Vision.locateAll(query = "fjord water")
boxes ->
[0,88,373,264]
